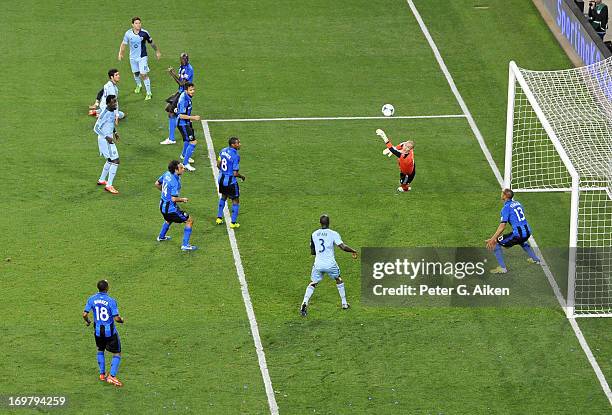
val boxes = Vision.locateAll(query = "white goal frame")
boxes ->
[505,60,612,318]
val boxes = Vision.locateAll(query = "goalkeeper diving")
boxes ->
[376,129,415,192]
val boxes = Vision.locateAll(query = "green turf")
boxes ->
[1,0,610,413]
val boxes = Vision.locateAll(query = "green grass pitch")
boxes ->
[1,0,611,413]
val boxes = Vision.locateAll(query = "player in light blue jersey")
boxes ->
[155,160,197,251]
[93,95,121,194]
[486,189,540,273]
[161,53,195,145]
[90,69,125,121]
[118,16,161,100]
[175,83,201,171]
[216,137,245,228]
[83,279,125,387]
[300,215,358,316]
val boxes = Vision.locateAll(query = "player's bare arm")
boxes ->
[486,223,507,250]
[118,42,126,60]
[233,170,246,181]
[151,42,161,59]
[179,114,201,121]
[338,243,358,258]
[172,196,189,203]
[114,315,124,324]
[82,311,91,326]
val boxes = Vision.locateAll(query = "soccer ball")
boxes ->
[381,104,395,117]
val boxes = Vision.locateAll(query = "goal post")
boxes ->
[505,59,612,318]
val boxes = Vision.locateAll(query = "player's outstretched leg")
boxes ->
[97,350,106,381]
[335,277,350,309]
[157,221,172,241]
[181,216,197,251]
[490,243,508,274]
[521,242,540,264]
[230,199,240,228]
[301,282,317,316]
[106,353,123,387]
[216,197,227,224]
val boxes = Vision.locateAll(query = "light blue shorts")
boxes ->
[311,264,341,283]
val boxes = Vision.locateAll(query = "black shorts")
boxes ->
[218,180,240,199]
[179,123,195,142]
[161,209,190,223]
[497,232,530,248]
[95,332,121,353]
[400,167,416,185]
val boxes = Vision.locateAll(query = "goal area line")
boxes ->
[205,114,466,123]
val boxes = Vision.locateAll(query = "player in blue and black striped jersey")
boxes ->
[82,279,124,387]
[216,137,245,228]
[161,53,195,145]
[485,189,540,273]
[175,83,201,172]
[155,160,197,251]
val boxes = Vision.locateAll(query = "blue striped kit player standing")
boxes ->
[161,53,194,145]
[155,160,197,251]
[216,137,246,228]
[486,188,540,273]
[82,279,125,387]
[175,83,201,172]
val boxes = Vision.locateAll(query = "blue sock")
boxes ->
[184,143,196,162]
[182,226,192,246]
[521,243,539,261]
[217,198,226,218]
[97,351,105,374]
[168,116,177,141]
[494,244,506,269]
[159,222,170,239]
[181,141,189,158]
[231,203,240,223]
[110,355,121,377]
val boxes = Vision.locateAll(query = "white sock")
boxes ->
[337,283,347,305]
[107,163,118,186]
[134,75,142,86]
[99,161,111,181]
[144,78,151,94]
[303,285,315,305]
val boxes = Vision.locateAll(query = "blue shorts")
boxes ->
[311,264,341,283]
[497,232,529,248]
[218,179,239,200]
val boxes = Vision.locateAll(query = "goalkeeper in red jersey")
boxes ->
[376,129,415,192]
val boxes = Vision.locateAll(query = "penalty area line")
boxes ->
[202,120,280,415]
[206,114,466,123]
[406,0,612,406]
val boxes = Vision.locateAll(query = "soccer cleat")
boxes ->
[181,245,198,251]
[88,109,98,117]
[342,303,351,310]
[134,85,142,94]
[160,138,176,145]
[230,222,240,229]
[104,185,119,194]
[215,218,224,225]
[157,236,172,242]
[106,375,123,387]
[99,373,106,381]
[183,163,196,172]
[300,303,308,317]
[145,93,152,101]
[397,186,411,192]
[489,266,508,274]
[97,180,107,186]
[527,258,541,265]
[180,155,195,163]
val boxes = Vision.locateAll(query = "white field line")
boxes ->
[206,114,466,123]
[405,0,612,406]
[202,120,280,415]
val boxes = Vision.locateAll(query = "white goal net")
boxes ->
[505,58,612,317]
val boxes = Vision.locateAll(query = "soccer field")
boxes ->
[2,0,611,413]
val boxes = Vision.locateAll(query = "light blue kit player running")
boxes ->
[117,16,161,100]
[82,279,125,387]
[300,215,358,316]
[486,188,540,273]
[161,53,194,145]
